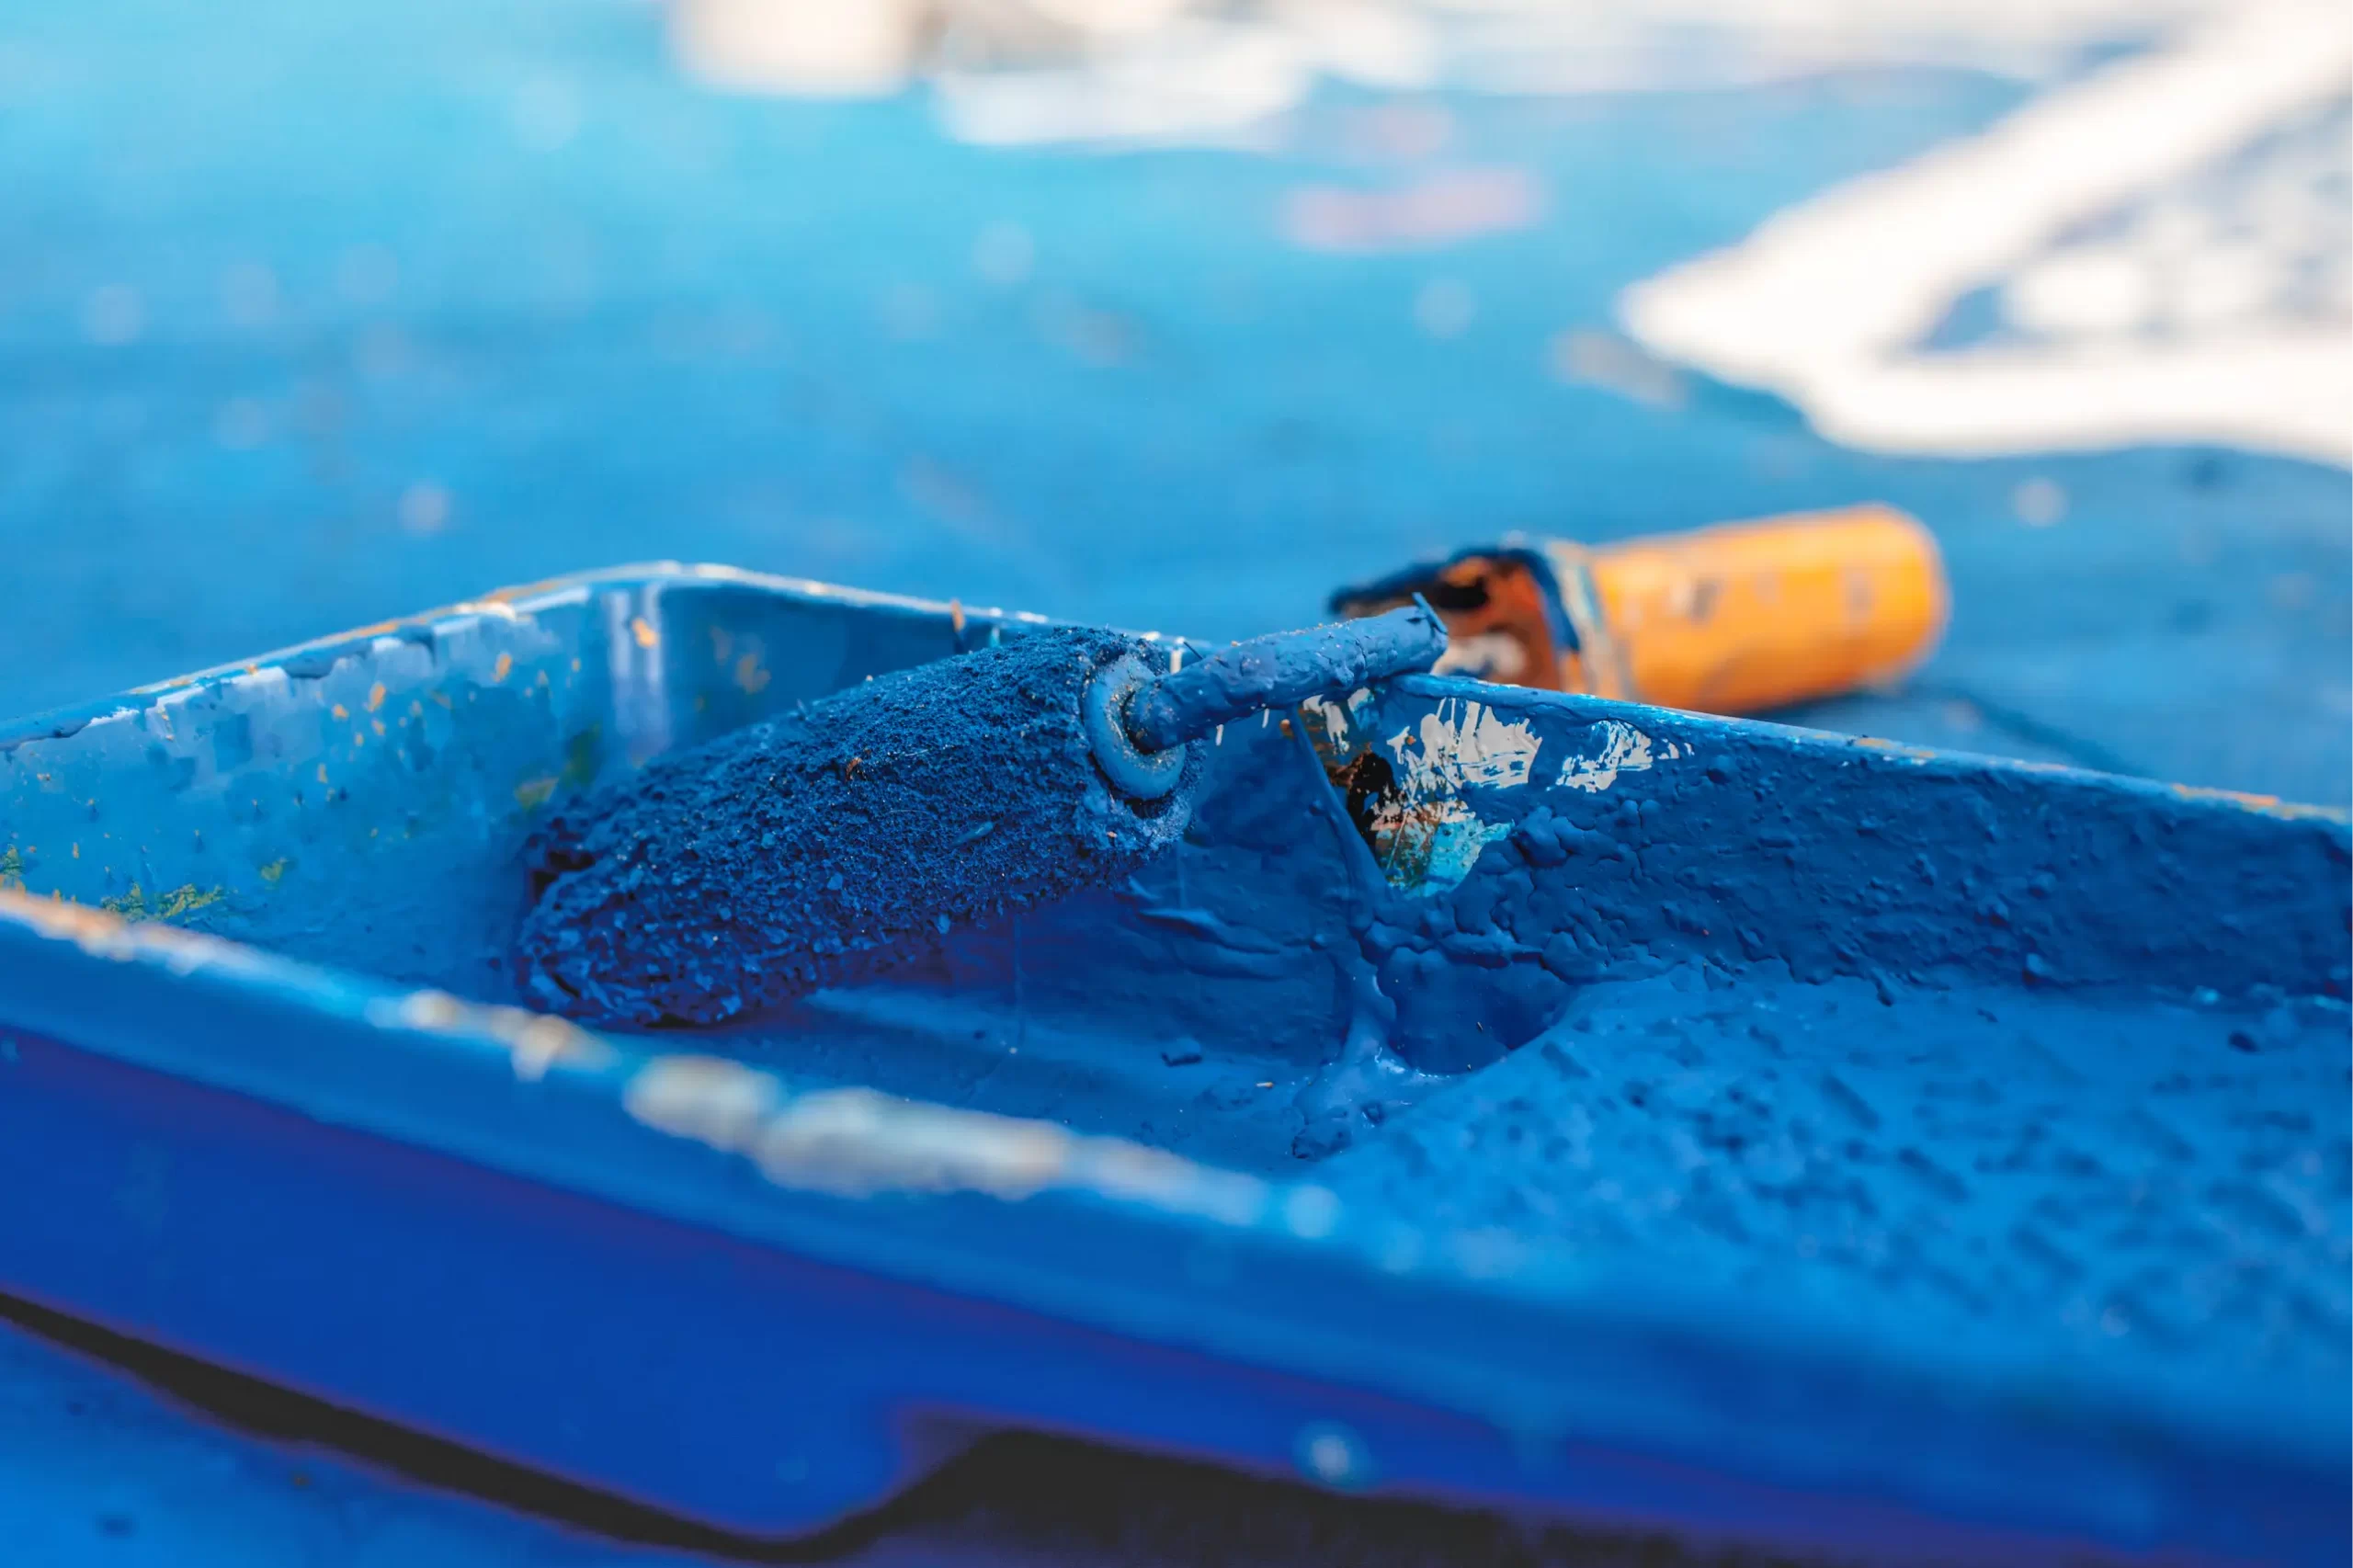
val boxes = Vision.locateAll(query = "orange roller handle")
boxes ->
[1331,504,1948,717]
[1561,504,1948,713]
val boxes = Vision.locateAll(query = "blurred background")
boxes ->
[0,0,2346,1561]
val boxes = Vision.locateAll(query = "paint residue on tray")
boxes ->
[1318,964,2353,1388]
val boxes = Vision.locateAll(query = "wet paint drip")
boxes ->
[516,629,1199,1027]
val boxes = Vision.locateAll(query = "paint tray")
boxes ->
[0,566,2343,1564]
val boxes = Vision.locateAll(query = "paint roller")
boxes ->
[516,605,1446,1026]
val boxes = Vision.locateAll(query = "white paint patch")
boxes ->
[1621,1,2352,463]
[1349,696,1539,893]
[1387,697,1541,796]
[1298,687,1374,753]
[620,1053,1276,1221]
[1555,719,1676,792]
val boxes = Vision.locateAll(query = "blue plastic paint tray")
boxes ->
[0,566,2343,1564]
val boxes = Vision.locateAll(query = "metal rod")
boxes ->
[1122,601,1447,754]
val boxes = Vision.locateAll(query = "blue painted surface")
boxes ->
[0,569,2343,1564]
[1,1,2347,1557]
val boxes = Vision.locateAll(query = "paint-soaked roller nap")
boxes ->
[516,605,1447,1026]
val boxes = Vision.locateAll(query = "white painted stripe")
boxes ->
[1621,0,2353,464]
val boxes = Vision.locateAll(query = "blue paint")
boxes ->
[1079,653,1188,801]
[0,568,2342,1564]
[2,2,2346,1553]
[517,627,1198,1027]
[517,609,1438,1028]
[1122,604,1447,753]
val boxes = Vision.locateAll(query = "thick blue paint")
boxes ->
[517,605,1441,1026]
[518,627,1199,1026]
[1122,604,1447,753]
[0,569,2343,1563]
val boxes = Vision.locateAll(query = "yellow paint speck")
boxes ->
[514,777,558,810]
[316,763,329,784]
[430,691,453,709]
[371,719,386,737]
[331,704,348,720]
[569,656,582,674]
[353,732,366,748]
[734,653,770,695]
[70,844,79,859]
[366,683,386,712]
[492,653,514,683]
[631,617,658,650]
[258,858,289,884]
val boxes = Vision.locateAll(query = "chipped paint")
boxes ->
[2167,780,2349,824]
[363,987,616,1082]
[1555,719,1677,792]
[1298,687,1375,756]
[1302,695,1543,894]
[0,885,251,976]
[620,1052,1275,1217]
[97,882,224,924]
[1364,796,1514,897]
[1385,698,1541,796]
